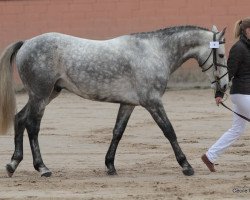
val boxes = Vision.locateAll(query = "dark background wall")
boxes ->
[0,0,249,87]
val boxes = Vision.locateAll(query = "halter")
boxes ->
[199,32,228,85]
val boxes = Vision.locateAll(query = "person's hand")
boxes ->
[215,97,223,106]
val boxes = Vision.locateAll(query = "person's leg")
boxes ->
[206,94,250,163]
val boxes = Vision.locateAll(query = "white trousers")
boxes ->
[206,94,250,163]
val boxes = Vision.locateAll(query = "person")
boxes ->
[202,18,250,172]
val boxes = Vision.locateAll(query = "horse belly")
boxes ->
[60,74,140,105]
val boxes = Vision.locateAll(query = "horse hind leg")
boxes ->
[25,97,52,177]
[26,83,63,177]
[6,104,28,177]
[6,80,61,177]
[7,97,51,177]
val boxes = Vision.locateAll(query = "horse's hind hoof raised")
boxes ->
[182,167,194,176]
[6,164,15,177]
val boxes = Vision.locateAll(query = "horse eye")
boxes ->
[219,54,224,58]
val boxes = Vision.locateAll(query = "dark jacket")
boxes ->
[215,34,250,98]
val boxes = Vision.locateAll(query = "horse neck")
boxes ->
[161,30,212,73]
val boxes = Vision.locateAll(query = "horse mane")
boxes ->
[131,25,210,38]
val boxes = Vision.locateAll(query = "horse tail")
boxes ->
[0,41,24,134]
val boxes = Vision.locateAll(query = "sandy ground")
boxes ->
[0,89,249,200]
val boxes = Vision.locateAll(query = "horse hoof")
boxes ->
[107,169,117,176]
[40,167,52,177]
[6,164,15,177]
[182,167,194,176]
[41,171,52,177]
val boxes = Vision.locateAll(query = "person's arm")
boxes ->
[214,43,243,105]
[227,43,244,81]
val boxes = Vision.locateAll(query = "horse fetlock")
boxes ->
[107,167,117,176]
[105,161,115,172]
[105,159,117,175]
[12,153,23,162]
[176,154,187,166]
[105,155,114,165]
[176,155,195,176]
[182,165,194,176]
[180,160,194,176]
[33,162,46,171]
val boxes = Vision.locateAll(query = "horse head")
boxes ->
[199,25,229,93]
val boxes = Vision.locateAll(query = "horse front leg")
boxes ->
[143,99,194,176]
[105,104,134,175]
[6,105,27,177]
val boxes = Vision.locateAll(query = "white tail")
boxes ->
[0,41,23,134]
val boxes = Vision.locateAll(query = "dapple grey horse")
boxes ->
[0,25,228,177]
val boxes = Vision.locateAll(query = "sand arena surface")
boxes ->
[0,89,249,199]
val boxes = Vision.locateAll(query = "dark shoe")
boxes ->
[201,154,216,172]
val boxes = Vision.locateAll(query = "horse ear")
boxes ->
[211,25,219,32]
[219,27,227,39]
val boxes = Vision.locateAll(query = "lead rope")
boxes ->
[218,92,250,122]
[220,102,250,122]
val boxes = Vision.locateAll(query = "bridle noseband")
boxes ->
[199,32,228,85]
